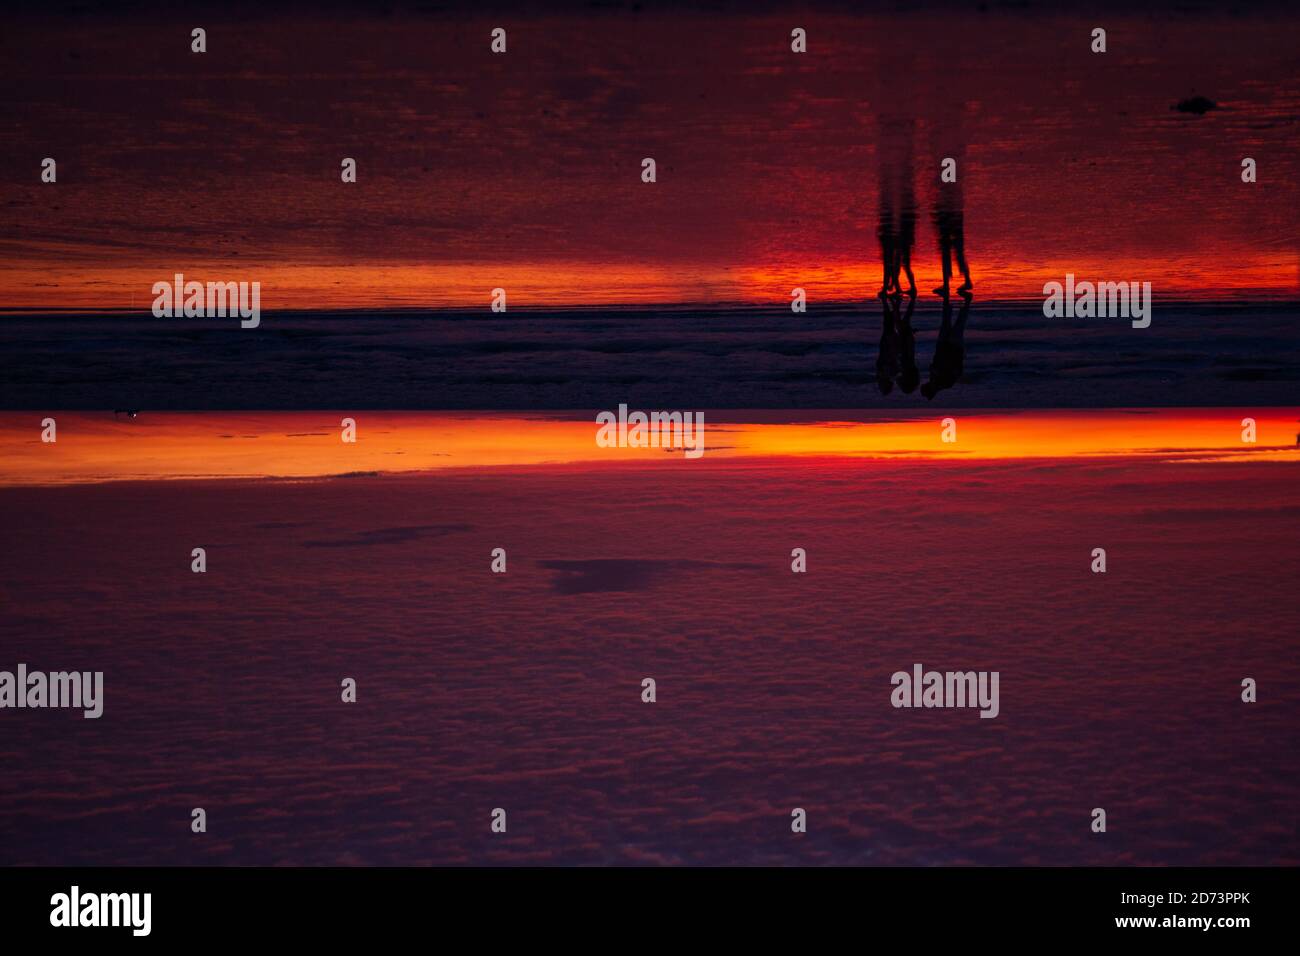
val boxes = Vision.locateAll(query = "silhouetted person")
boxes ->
[931,119,972,296]
[921,291,971,399]
[933,196,971,296]
[877,117,918,297]
[877,191,898,297]
[897,174,917,298]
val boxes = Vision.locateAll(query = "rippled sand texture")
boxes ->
[1,455,1296,865]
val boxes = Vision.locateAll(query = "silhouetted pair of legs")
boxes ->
[877,179,917,297]
[932,210,972,297]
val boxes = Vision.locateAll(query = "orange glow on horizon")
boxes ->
[0,254,1296,312]
[2,410,1297,486]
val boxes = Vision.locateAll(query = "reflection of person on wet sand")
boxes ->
[876,291,919,395]
[876,293,899,392]
[896,292,918,392]
[921,291,971,399]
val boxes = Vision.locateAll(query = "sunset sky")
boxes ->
[2,3,1298,309]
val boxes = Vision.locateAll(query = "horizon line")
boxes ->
[3,294,1298,317]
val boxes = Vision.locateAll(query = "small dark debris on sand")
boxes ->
[1173,96,1217,115]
